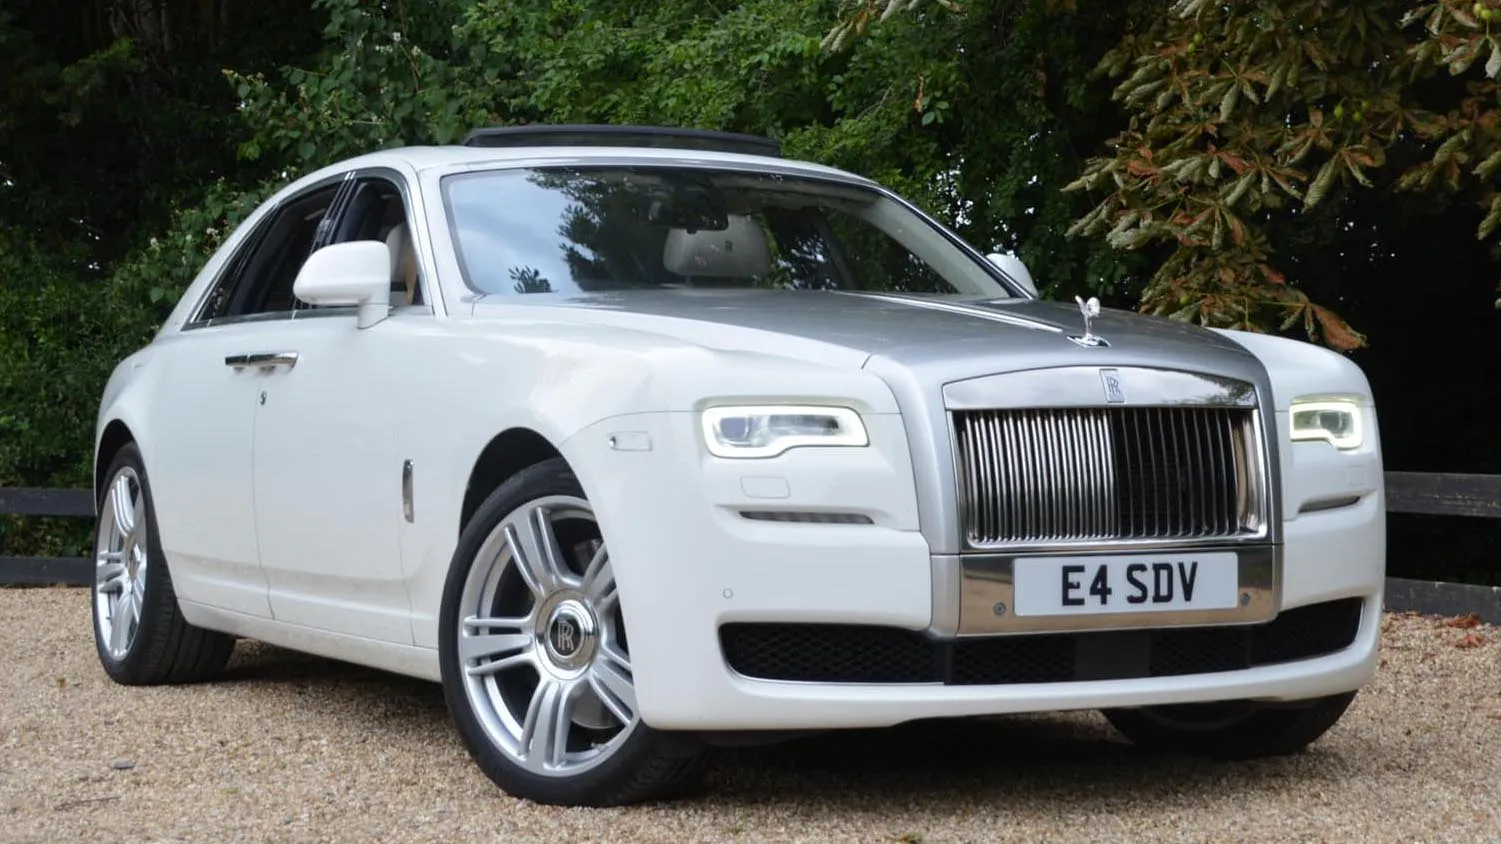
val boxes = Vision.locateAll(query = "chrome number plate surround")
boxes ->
[957,544,1279,635]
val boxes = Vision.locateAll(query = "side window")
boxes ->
[194,182,342,324]
[325,175,426,309]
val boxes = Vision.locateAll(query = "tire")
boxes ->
[438,457,710,807]
[91,442,236,685]
[1102,691,1358,760]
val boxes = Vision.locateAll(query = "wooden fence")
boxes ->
[4,474,1501,621]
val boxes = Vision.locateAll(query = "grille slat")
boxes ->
[954,406,1260,546]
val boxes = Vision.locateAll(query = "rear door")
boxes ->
[146,175,350,617]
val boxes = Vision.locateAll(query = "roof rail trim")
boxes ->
[459,124,782,158]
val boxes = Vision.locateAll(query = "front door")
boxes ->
[248,311,411,643]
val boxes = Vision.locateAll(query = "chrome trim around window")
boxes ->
[955,544,1280,636]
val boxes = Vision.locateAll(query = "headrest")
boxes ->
[661,214,770,280]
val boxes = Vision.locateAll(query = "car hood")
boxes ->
[469,288,1260,382]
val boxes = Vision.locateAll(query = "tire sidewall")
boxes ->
[1104,691,1358,759]
[437,457,688,805]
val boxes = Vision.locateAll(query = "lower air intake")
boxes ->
[719,598,1363,685]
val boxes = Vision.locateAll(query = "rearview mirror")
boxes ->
[293,240,392,329]
[986,252,1039,298]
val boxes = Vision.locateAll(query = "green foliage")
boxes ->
[0,0,325,560]
[3,0,1496,586]
[0,233,119,556]
[1058,0,1501,348]
[0,0,322,262]
[229,0,1140,300]
[228,0,491,170]
[108,180,276,317]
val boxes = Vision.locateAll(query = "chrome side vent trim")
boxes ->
[739,510,874,525]
[953,407,1264,547]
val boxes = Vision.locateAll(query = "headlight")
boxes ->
[1290,397,1364,450]
[701,405,869,458]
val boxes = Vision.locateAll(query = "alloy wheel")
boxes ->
[94,467,148,660]
[455,495,637,777]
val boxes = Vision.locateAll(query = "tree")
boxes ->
[838,0,1501,348]
[1065,0,1501,348]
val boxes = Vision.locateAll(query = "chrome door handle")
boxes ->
[246,352,299,368]
[225,351,299,370]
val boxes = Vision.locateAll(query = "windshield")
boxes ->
[440,166,1014,299]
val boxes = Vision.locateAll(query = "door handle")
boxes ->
[225,351,300,370]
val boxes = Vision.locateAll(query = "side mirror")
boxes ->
[293,241,392,329]
[986,252,1039,298]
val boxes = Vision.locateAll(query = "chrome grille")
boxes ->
[953,407,1262,546]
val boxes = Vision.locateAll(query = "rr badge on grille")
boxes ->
[1100,368,1126,403]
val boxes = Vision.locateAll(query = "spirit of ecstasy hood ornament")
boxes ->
[1069,295,1108,348]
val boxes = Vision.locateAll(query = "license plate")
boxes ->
[1012,552,1240,617]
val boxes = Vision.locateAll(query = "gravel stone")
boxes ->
[2,587,1498,843]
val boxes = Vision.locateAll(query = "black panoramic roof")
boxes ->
[460,124,782,158]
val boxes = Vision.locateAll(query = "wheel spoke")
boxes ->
[600,640,632,673]
[132,496,146,541]
[110,474,136,535]
[459,615,534,675]
[584,554,616,609]
[505,507,570,596]
[529,505,574,586]
[587,658,637,727]
[109,593,133,653]
[519,678,577,771]
[581,544,609,595]
[459,632,531,663]
[96,561,127,593]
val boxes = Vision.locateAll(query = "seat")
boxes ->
[384,224,420,306]
[661,214,771,285]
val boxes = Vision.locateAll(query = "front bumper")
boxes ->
[560,412,1385,732]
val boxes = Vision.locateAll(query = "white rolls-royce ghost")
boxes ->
[90,125,1385,806]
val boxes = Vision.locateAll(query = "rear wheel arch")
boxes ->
[95,419,137,503]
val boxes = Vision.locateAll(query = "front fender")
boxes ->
[1212,328,1385,524]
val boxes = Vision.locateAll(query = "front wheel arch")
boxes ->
[437,456,709,805]
[460,427,563,535]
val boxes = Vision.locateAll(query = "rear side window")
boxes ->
[193,183,342,324]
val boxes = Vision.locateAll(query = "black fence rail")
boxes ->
[5,475,1501,621]
[1,487,93,586]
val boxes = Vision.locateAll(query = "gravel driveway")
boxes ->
[2,586,1497,843]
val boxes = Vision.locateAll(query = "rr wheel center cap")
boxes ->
[542,599,598,671]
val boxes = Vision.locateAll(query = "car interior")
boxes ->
[193,176,425,325]
[324,180,423,308]
[660,214,773,287]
